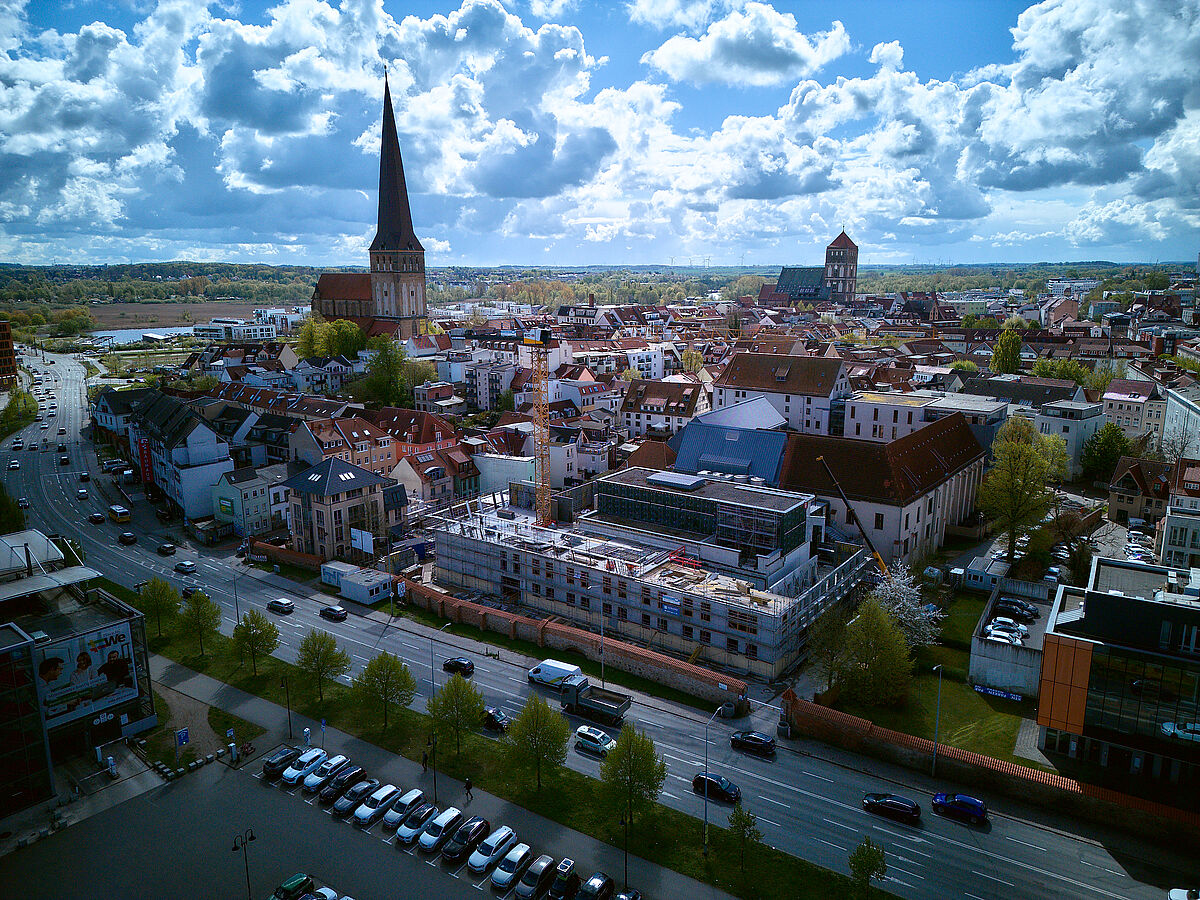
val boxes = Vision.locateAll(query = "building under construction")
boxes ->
[432,469,874,679]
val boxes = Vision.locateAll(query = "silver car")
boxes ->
[353,783,401,828]
[490,842,533,890]
[382,787,424,831]
[303,754,349,793]
[468,824,518,874]
[1161,722,1200,742]
[280,747,327,786]
[418,806,463,853]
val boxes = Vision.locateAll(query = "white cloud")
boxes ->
[626,0,734,31]
[528,0,578,18]
[642,4,849,86]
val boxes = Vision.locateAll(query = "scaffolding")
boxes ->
[526,330,552,526]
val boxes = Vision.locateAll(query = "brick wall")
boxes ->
[404,579,746,704]
[248,539,324,572]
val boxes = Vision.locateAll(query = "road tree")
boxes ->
[805,606,848,694]
[599,725,667,827]
[297,628,351,702]
[727,802,763,878]
[980,416,1066,560]
[849,837,887,898]
[178,590,221,658]
[231,609,279,676]
[1161,425,1195,466]
[839,597,912,707]
[870,565,943,649]
[427,672,485,754]
[502,693,570,791]
[1080,421,1133,482]
[139,577,179,637]
[352,651,416,729]
[990,326,1023,374]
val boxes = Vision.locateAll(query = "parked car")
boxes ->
[490,842,533,890]
[418,806,464,853]
[332,778,381,819]
[17,497,28,509]
[994,601,1036,623]
[319,765,366,804]
[468,824,517,874]
[88,511,106,524]
[442,815,491,864]
[261,746,302,781]
[319,605,348,622]
[692,772,741,802]
[382,788,425,830]
[997,597,1040,619]
[353,783,402,828]
[267,598,295,615]
[1161,722,1200,742]
[931,792,989,824]
[990,616,1029,637]
[862,792,921,824]
[280,748,327,787]
[575,725,617,757]
[547,857,581,900]
[983,625,1024,644]
[302,754,350,793]
[269,873,314,900]
[482,706,511,733]
[118,532,137,545]
[157,543,177,556]
[514,854,556,900]
[730,730,776,756]
[395,802,439,845]
[443,657,475,677]
[578,873,615,900]
[174,560,197,574]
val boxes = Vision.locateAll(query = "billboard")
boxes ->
[137,437,154,488]
[35,622,139,730]
[218,497,234,516]
[350,527,374,555]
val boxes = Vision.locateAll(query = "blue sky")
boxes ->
[3,0,1198,269]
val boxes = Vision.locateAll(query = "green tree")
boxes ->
[728,802,763,878]
[297,628,351,702]
[849,836,887,898]
[295,318,319,358]
[806,606,848,693]
[139,577,180,638]
[178,590,221,658]
[1080,422,1133,483]
[231,609,279,676]
[1002,314,1030,330]
[427,672,485,754]
[1030,357,1090,385]
[352,651,416,729]
[502,693,571,790]
[949,360,978,374]
[990,327,1023,374]
[599,725,667,826]
[681,348,704,373]
[840,597,912,707]
[0,485,26,534]
[495,389,515,413]
[720,274,767,300]
[620,368,637,381]
[354,340,433,408]
[329,319,366,357]
[980,416,1067,559]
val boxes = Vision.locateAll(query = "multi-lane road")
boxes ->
[5,350,1193,899]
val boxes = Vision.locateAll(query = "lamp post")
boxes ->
[702,704,721,855]
[428,731,439,803]
[619,812,628,889]
[230,569,249,622]
[932,664,944,777]
[231,828,256,900]
[280,674,292,739]
[430,622,451,695]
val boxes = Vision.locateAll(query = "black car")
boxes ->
[261,746,303,781]
[157,543,177,556]
[483,706,511,733]
[17,497,29,509]
[441,815,490,864]
[319,605,348,622]
[993,602,1035,624]
[181,586,201,598]
[547,858,581,900]
[59,455,70,466]
[319,765,366,804]
[118,532,137,545]
[443,657,475,677]
[578,873,615,900]
[331,778,381,818]
[862,792,921,824]
[57,443,66,452]
[80,471,89,482]
[730,730,776,756]
[692,772,741,803]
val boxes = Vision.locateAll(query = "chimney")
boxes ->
[588,293,595,308]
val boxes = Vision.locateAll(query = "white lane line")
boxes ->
[886,876,916,889]
[757,794,788,807]
[888,865,924,881]
[1079,859,1125,877]
[817,838,847,852]
[822,818,857,832]
[757,814,781,827]
[662,791,679,800]
[972,871,1015,887]
[1004,836,1046,851]
[802,771,834,783]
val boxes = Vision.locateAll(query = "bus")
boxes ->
[108,505,130,523]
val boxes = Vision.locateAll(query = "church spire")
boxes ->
[370,72,423,253]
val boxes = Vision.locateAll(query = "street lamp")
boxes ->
[428,731,439,803]
[231,828,255,900]
[932,664,944,777]
[702,704,721,855]
[280,674,292,739]
[430,622,451,695]
[230,569,250,622]
[619,812,628,889]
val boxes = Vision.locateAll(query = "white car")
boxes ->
[990,617,1029,637]
[382,787,424,830]
[574,725,616,756]
[467,824,518,874]
[1160,722,1200,742]
[280,747,327,786]
[302,754,349,793]
[985,633,1021,647]
[490,842,533,890]
[353,783,401,828]
[418,806,463,853]
[395,802,439,844]
[985,624,1025,643]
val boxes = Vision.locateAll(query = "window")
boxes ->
[682,624,693,639]
[726,637,739,653]
[700,601,711,623]
[657,617,668,631]
[579,596,590,610]
[602,602,612,616]
[566,592,576,605]
[728,609,759,635]
[874,512,885,530]
[746,643,758,660]
[700,629,711,644]
[617,606,627,620]
[641,613,651,627]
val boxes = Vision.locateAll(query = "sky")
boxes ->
[1,0,1198,269]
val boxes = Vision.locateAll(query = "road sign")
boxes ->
[321,718,326,731]
[175,727,189,748]
[226,728,235,739]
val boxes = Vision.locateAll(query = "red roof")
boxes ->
[314,273,371,300]
[827,229,857,250]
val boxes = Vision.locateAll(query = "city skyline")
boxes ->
[2,0,1198,268]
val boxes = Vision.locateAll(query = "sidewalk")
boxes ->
[150,655,736,900]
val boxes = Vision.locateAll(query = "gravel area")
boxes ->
[153,683,227,757]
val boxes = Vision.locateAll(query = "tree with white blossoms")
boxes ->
[869,565,944,649]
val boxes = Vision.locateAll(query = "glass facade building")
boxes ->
[0,624,54,817]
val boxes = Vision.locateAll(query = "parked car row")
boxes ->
[862,790,990,826]
[261,744,641,898]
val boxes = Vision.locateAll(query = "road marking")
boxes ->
[1004,835,1046,851]
[971,871,1015,887]
[802,771,834,783]
[886,875,916,889]
[757,794,788,807]
[822,818,857,832]
[662,791,679,800]
[1079,859,1125,877]
[888,864,924,881]
[817,838,847,852]
[757,814,781,826]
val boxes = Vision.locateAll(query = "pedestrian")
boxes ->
[421,750,428,772]
[464,777,473,800]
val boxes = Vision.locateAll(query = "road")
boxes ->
[4,349,1193,899]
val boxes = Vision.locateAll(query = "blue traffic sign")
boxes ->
[175,727,189,747]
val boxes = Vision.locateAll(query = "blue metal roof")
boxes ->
[671,422,788,486]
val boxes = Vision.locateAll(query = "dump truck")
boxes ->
[559,675,631,725]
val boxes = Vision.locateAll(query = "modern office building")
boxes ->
[1037,556,1200,802]
[0,319,17,388]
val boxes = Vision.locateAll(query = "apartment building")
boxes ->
[283,457,390,561]
[1159,460,1200,568]
[1035,400,1104,478]
[621,379,708,438]
[1104,379,1166,443]
[290,416,398,477]
[713,354,849,434]
[211,467,274,538]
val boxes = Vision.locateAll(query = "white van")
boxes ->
[527,659,583,689]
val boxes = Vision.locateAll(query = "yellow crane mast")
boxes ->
[524,328,553,526]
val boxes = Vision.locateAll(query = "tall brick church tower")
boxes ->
[824,229,858,304]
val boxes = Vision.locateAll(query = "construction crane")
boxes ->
[816,455,888,576]
[524,328,553,526]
